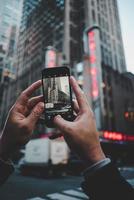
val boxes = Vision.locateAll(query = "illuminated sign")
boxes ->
[88,31,99,99]
[45,49,57,68]
[103,131,134,142]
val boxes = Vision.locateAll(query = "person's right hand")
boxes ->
[54,76,105,166]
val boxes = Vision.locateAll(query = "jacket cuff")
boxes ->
[0,158,14,186]
[81,162,134,199]
[83,158,111,178]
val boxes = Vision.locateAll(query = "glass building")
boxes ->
[0,0,22,52]
[0,0,128,133]
[0,0,23,82]
[17,0,85,77]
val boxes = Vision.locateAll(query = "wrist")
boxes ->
[85,144,106,166]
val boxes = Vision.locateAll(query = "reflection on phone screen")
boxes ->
[43,76,72,114]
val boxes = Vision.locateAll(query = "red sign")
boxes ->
[46,50,56,68]
[88,31,99,99]
[103,131,134,142]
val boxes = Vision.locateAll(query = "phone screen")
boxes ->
[42,74,72,117]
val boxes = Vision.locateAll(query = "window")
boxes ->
[92,9,96,23]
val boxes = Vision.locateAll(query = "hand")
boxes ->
[0,80,44,160]
[54,77,105,165]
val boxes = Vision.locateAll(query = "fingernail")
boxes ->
[55,115,61,119]
[54,115,62,122]
[71,76,75,81]
[39,102,44,109]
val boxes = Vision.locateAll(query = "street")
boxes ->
[0,166,134,200]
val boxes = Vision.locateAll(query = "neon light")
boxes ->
[88,31,95,38]
[90,67,99,98]
[89,55,96,64]
[104,131,123,141]
[125,112,129,118]
[47,50,56,68]
[88,30,99,99]
[48,50,55,58]
[90,68,97,75]
[103,131,134,142]
[89,42,96,50]
[127,135,134,141]
[92,90,99,98]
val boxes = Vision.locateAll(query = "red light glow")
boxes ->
[104,131,123,141]
[88,31,95,38]
[126,135,134,141]
[89,42,96,50]
[87,30,99,99]
[90,68,97,75]
[103,131,134,142]
[47,50,56,68]
[125,112,129,118]
[89,55,96,64]
[92,90,99,98]
[48,50,55,58]
[91,68,99,99]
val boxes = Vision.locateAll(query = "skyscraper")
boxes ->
[16,0,126,81]
[0,0,127,132]
[86,0,126,72]
[17,0,85,77]
[0,0,23,82]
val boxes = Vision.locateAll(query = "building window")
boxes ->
[92,9,96,23]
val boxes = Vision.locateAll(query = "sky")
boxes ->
[118,0,134,73]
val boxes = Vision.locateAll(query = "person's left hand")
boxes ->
[0,80,44,160]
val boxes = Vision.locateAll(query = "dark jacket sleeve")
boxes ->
[0,160,14,186]
[81,163,134,200]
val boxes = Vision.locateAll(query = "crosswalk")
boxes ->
[27,188,89,200]
[127,179,134,187]
[27,179,134,200]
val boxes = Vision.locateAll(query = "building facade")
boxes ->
[0,0,23,126]
[102,65,134,134]
[17,0,85,77]
[0,0,23,81]
[0,0,129,134]
[86,0,126,73]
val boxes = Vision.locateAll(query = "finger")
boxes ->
[70,76,88,112]
[73,99,79,114]
[23,80,42,97]
[26,102,44,126]
[17,80,42,105]
[54,115,73,134]
[28,95,44,110]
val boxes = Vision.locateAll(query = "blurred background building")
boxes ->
[0,0,23,123]
[0,0,23,82]
[0,0,134,162]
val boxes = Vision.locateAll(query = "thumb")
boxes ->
[54,115,72,134]
[27,102,44,126]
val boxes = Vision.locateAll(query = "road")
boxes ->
[0,167,134,200]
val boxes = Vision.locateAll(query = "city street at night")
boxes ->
[0,166,134,200]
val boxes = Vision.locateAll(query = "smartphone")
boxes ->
[42,67,74,128]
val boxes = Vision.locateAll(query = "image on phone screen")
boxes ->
[43,75,72,115]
